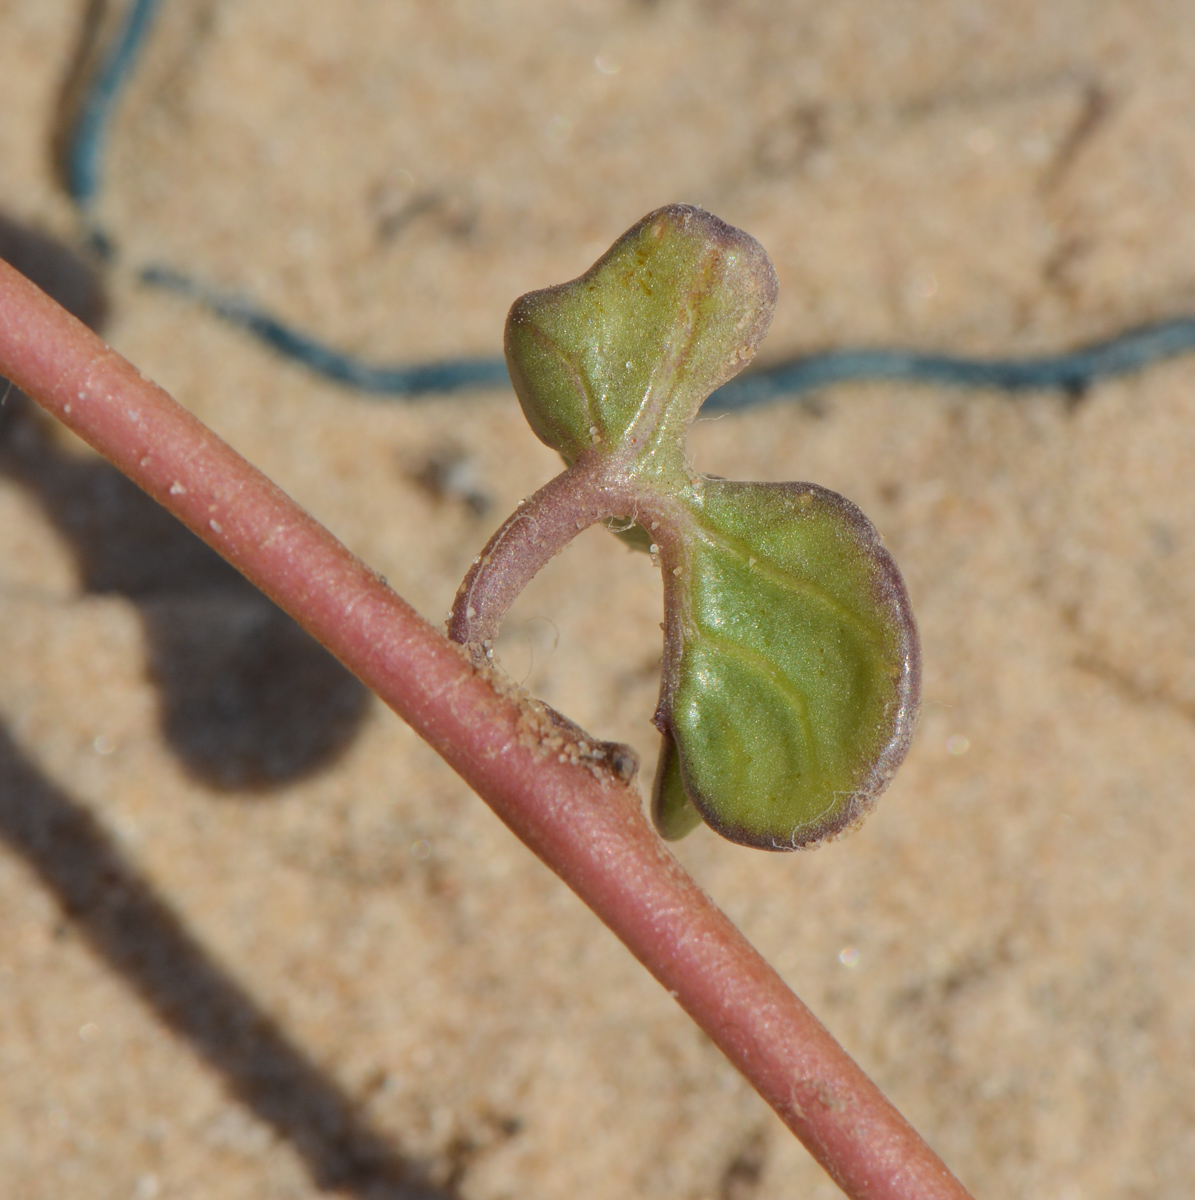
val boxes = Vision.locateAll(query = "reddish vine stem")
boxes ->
[0,258,974,1200]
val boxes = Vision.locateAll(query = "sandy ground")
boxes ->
[2,1,1195,1197]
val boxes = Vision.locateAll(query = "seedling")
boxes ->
[0,226,970,1200]
[449,205,920,849]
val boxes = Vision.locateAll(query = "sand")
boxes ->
[1,1,1195,1197]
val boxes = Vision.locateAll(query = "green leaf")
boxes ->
[657,480,919,849]
[504,205,777,474]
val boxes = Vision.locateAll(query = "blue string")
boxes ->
[704,318,1195,410]
[141,267,510,395]
[142,266,1195,404]
[68,2,1195,406]
[61,0,164,208]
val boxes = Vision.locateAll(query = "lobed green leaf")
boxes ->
[504,205,777,473]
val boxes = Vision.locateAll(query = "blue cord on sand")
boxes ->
[68,2,1195,406]
[142,266,1195,405]
[61,0,164,208]
[705,318,1195,410]
[141,267,510,395]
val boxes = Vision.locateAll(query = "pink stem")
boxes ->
[447,453,627,654]
[447,452,679,659]
[0,258,974,1200]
